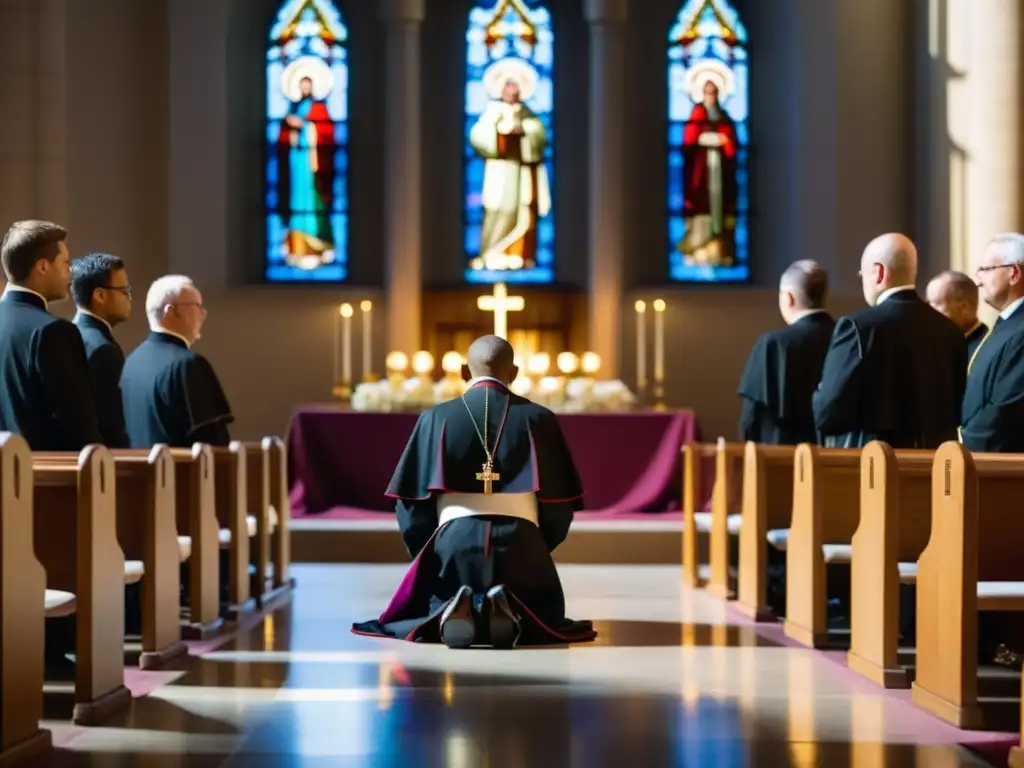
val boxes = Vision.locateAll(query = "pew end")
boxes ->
[681,443,710,588]
[171,445,223,640]
[267,436,294,591]
[783,444,860,649]
[735,442,795,622]
[705,440,744,601]
[212,443,254,620]
[0,434,53,765]
[245,438,292,609]
[846,442,933,689]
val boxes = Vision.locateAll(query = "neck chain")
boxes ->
[461,388,494,463]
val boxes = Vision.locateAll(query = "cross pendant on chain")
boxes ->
[476,461,501,495]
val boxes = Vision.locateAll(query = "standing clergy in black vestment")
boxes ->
[737,260,835,444]
[70,253,133,448]
[0,220,103,450]
[813,233,966,449]
[960,233,1024,452]
[353,336,596,649]
[120,275,234,448]
[926,269,989,362]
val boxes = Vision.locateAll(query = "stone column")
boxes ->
[917,0,1022,277]
[584,0,628,379]
[380,0,425,359]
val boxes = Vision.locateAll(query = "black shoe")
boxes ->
[485,585,520,649]
[440,586,476,649]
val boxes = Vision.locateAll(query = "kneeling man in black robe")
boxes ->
[353,336,596,649]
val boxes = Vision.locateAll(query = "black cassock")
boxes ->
[120,331,234,448]
[812,289,966,449]
[74,312,130,448]
[961,310,1024,452]
[352,380,597,646]
[965,321,989,363]
[0,290,102,450]
[737,311,835,445]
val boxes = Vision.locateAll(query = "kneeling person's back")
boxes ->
[121,275,233,448]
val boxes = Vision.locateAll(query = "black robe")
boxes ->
[0,290,102,450]
[352,380,596,646]
[737,311,835,445]
[960,309,1024,452]
[965,320,989,363]
[74,312,130,448]
[812,289,967,449]
[120,331,234,448]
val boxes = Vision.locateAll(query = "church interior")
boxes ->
[1,0,1023,764]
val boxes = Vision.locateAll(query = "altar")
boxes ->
[287,407,699,516]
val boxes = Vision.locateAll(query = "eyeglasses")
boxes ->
[976,264,1021,274]
[100,284,131,298]
[172,301,206,311]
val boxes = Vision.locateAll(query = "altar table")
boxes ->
[287,407,699,516]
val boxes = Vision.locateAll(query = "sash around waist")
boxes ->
[437,492,539,527]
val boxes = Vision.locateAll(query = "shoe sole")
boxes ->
[489,611,517,649]
[441,617,476,649]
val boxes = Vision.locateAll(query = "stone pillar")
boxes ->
[380,0,425,359]
[584,0,628,379]
[917,0,1022,277]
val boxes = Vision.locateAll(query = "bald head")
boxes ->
[860,233,918,305]
[780,260,828,308]
[466,335,518,383]
[926,270,980,332]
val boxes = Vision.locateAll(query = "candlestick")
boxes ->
[653,299,666,409]
[360,300,373,381]
[634,300,647,399]
[333,305,341,384]
[340,303,353,383]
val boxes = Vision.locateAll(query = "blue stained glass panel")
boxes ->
[667,0,750,283]
[464,0,555,284]
[265,0,349,282]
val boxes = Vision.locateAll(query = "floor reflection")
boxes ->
[33,565,1000,767]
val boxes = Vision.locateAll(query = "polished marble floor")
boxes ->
[36,564,1006,767]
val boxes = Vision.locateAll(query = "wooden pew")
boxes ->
[170,444,223,638]
[912,442,1024,728]
[212,443,253,616]
[266,437,293,590]
[846,442,932,688]
[244,440,273,606]
[783,444,860,648]
[0,434,52,764]
[33,446,131,724]
[37,447,189,671]
[706,441,744,600]
[681,440,741,589]
[735,442,796,621]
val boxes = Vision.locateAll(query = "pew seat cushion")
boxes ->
[767,529,789,550]
[246,515,257,537]
[269,505,279,533]
[821,544,851,564]
[178,535,192,563]
[44,589,77,618]
[727,514,742,535]
[124,560,145,584]
[898,562,918,584]
[219,527,231,547]
[977,582,1024,611]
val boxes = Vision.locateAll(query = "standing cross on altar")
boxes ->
[477,282,524,339]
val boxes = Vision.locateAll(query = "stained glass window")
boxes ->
[265,0,349,282]
[464,0,555,284]
[667,0,749,282]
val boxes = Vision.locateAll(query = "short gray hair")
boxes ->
[145,274,195,329]
[779,260,828,309]
[989,233,1024,266]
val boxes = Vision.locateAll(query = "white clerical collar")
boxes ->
[467,376,508,389]
[1000,296,1024,320]
[2,283,48,308]
[153,326,192,349]
[877,285,917,305]
[76,307,112,332]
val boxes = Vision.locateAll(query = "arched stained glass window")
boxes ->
[668,0,749,282]
[464,0,555,284]
[265,0,349,282]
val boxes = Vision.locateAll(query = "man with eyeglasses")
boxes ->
[960,232,1024,452]
[70,253,133,447]
[0,220,103,450]
[120,274,234,448]
[812,233,966,449]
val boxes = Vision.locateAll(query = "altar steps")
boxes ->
[290,514,696,565]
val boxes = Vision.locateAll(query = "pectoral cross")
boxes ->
[476,462,501,495]
[477,282,524,340]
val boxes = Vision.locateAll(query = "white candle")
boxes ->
[634,300,647,390]
[653,299,666,382]
[360,300,372,380]
[340,303,353,382]
[333,306,340,383]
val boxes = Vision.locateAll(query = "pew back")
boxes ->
[212,443,250,608]
[244,440,272,603]
[266,437,291,588]
[169,444,220,633]
[708,441,744,598]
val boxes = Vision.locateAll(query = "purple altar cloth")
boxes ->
[287,407,699,516]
